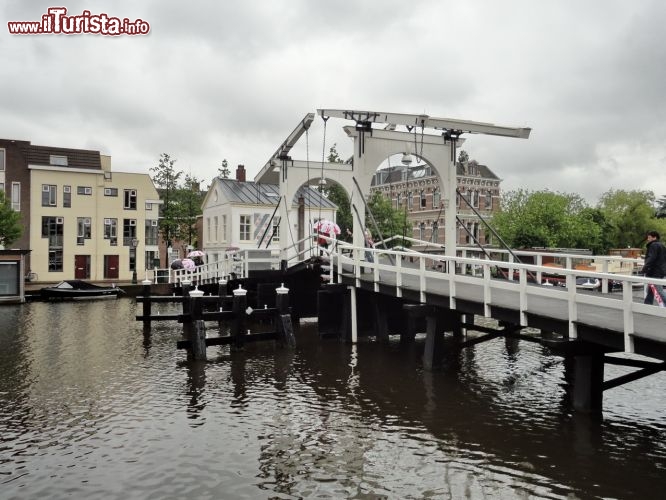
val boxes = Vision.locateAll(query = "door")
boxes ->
[104,255,119,279]
[74,255,90,279]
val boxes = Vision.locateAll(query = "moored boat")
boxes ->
[40,280,125,300]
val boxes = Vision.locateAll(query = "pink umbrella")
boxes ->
[314,219,340,236]
[181,258,196,271]
[187,249,205,258]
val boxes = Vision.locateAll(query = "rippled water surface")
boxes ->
[1,300,665,499]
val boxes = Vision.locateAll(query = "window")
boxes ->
[420,190,427,209]
[272,219,280,243]
[145,220,159,246]
[206,217,211,243]
[222,215,227,242]
[104,187,118,197]
[432,222,439,243]
[145,202,152,210]
[396,192,402,209]
[124,189,137,209]
[42,216,64,270]
[123,219,137,244]
[77,217,92,245]
[104,218,118,243]
[0,148,5,171]
[471,190,479,208]
[50,155,68,166]
[407,191,413,210]
[213,216,219,242]
[240,215,251,241]
[77,186,92,195]
[0,183,4,192]
[433,188,440,209]
[63,185,71,207]
[11,182,20,211]
[48,249,63,272]
[419,222,426,240]
[41,184,57,206]
[485,190,493,209]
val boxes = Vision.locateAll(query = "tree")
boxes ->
[366,191,410,247]
[218,159,230,179]
[0,191,22,247]
[173,174,204,247]
[327,143,344,164]
[491,189,602,250]
[150,153,182,249]
[596,189,656,248]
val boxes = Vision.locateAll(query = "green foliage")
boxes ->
[172,174,204,246]
[327,144,344,164]
[492,189,602,251]
[596,189,656,248]
[0,191,22,247]
[324,183,352,235]
[366,191,411,247]
[150,153,204,247]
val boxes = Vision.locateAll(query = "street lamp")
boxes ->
[131,238,139,284]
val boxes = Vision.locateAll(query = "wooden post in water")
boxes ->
[181,279,192,338]
[142,279,152,333]
[189,287,207,360]
[232,284,247,350]
[217,277,228,333]
[275,283,295,348]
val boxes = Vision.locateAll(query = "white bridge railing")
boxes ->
[142,238,661,355]
[331,241,663,355]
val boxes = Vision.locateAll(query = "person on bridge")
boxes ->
[640,230,666,305]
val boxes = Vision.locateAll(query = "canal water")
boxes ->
[0,299,664,500]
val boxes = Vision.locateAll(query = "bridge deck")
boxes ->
[331,254,666,361]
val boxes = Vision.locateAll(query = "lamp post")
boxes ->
[131,237,139,284]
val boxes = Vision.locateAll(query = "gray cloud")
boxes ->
[1,0,665,201]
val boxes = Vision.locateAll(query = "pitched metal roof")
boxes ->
[215,178,337,209]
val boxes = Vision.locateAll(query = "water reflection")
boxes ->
[0,301,665,499]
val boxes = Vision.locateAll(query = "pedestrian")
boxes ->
[640,230,666,305]
[364,228,374,263]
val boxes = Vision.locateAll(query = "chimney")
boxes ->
[236,164,246,182]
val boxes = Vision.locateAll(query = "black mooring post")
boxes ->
[189,291,207,361]
[275,283,295,348]
[423,313,445,371]
[142,280,152,333]
[572,351,605,413]
[372,299,389,343]
[217,278,228,333]
[181,280,192,338]
[232,285,247,350]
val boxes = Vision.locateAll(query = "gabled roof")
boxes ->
[211,178,337,209]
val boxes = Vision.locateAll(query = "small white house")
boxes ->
[201,165,337,265]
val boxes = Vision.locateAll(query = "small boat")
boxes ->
[576,277,601,290]
[40,280,125,300]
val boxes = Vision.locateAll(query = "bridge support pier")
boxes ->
[570,351,605,413]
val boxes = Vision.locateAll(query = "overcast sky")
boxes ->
[2,0,665,203]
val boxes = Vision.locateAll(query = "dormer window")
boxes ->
[50,155,68,166]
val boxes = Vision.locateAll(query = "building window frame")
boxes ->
[239,215,251,241]
[11,182,20,211]
[124,189,137,210]
[42,184,57,207]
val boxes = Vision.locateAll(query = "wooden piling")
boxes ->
[276,283,295,348]
[189,289,207,360]
[181,280,192,338]
[232,285,247,349]
[141,280,152,333]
